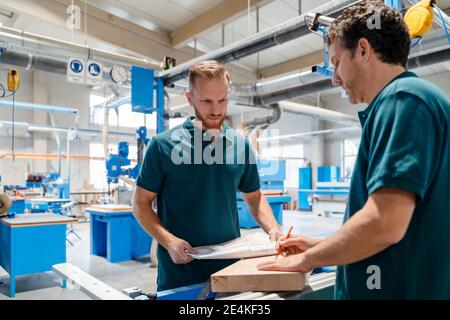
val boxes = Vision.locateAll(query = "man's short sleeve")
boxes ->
[238,140,261,193]
[366,93,441,201]
[136,138,164,193]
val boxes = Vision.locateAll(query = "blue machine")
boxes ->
[298,166,350,216]
[237,160,292,228]
[105,65,165,186]
[24,172,70,199]
[106,127,150,184]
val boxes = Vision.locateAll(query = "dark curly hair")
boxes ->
[327,0,411,67]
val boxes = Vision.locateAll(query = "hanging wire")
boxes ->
[247,0,251,36]
[11,90,15,162]
[435,6,450,45]
[411,36,423,48]
[84,0,88,45]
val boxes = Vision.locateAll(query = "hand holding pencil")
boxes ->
[275,226,293,259]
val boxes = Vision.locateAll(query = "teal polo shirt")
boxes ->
[136,118,260,291]
[335,71,450,299]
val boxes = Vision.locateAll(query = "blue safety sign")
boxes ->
[88,62,101,76]
[70,60,84,73]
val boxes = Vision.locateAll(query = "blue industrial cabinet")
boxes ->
[0,214,74,297]
[317,166,341,183]
[87,208,152,263]
[298,167,312,211]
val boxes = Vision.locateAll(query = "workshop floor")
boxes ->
[0,210,343,300]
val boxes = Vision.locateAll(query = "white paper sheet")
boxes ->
[188,232,276,260]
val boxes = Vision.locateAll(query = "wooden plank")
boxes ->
[261,190,283,196]
[52,263,132,300]
[0,213,77,227]
[26,198,71,203]
[89,204,133,212]
[211,256,309,293]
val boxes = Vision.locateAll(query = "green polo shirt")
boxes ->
[335,71,450,299]
[136,118,260,291]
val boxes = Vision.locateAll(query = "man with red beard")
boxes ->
[133,60,283,292]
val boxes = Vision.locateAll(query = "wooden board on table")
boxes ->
[88,204,133,212]
[0,213,77,227]
[26,198,70,203]
[211,256,309,293]
[261,190,283,196]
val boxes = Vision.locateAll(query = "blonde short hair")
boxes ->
[188,60,231,91]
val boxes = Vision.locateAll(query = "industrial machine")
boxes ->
[103,65,165,204]
[105,126,149,185]
[237,159,292,228]
[298,166,349,217]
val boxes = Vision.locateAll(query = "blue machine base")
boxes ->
[87,210,152,263]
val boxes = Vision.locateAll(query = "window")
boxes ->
[260,144,305,189]
[90,94,157,129]
[89,142,137,189]
[341,139,360,179]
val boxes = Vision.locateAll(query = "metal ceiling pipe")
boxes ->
[0,51,66,74]
[279,101,358,125]
[0,50,120,85]
[231,71,322,97]
[407,46,450,69]
[241,104,282,130]
[232,29,450,98]
[243,46,450,105]
[0,120,134,137]
[0,26,156,68]
[158,0,361,85]
[0,100,79,115]
[257,126,361,142]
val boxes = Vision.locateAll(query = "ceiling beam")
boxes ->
[170,0,272,49]
[259,51,323,78]
[0,0,257,81]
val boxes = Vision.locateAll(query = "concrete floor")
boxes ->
[0,210,342,300]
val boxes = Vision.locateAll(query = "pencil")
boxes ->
[275,226,293,259]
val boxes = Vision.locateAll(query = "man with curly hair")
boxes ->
[258,1,450,299]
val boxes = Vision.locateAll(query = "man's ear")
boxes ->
[357,38,372,63]
[184,90,194,106]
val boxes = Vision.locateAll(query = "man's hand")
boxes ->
[257,253,313,273]
[166,237,198,264]
[276,236,323,256]
[268,227,284,242]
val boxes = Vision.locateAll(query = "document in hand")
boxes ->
[188,232,276,260]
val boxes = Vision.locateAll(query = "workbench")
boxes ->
[157,211,342,300]
[85,205,152,263]
[0,213,77,297]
